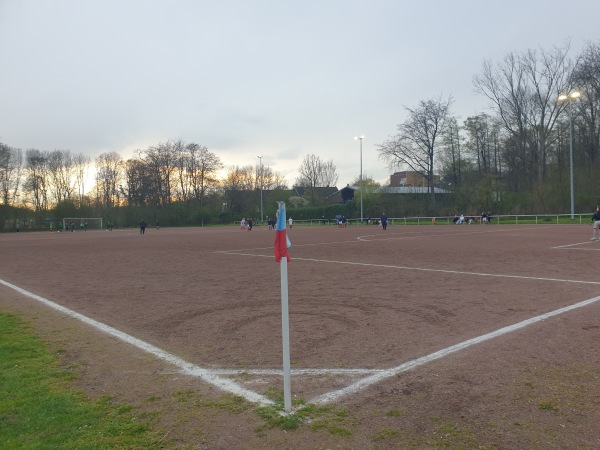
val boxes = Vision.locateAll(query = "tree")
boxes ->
[438,117,464,187]
[95,152,123,208]
[222,165,255,214]
[295,154,338,205]
[571,41,600,164]
[141,141,179,207]
[174,142,222,220]
[349,174,381,216]
[47,149,74,204]
[24,149,49,211]
[124,158,153,207]
[378,95,454,208]
[473,43,573,185]
[0,143,23,206]
[73,153,90,206]
[256,163,288,191]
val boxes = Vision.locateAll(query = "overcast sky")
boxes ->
[1,0,599,188]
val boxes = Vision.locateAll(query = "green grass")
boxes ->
[0,313,164,449]
[255,387,354,435]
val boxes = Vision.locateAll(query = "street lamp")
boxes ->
[257,155,264,223]
[558,91,580,220]
[354,136,365,223]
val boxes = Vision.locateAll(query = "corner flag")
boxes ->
[274,201,292,412]
[274,202,291,263]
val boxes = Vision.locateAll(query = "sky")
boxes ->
[1,0,599,189]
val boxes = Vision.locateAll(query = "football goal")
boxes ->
[62,218,103,231]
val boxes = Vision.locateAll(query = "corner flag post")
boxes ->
[280,257,292,412]
[274,201,292,412]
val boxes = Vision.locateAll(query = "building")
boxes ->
[326,185,450,205]
[390,171,440,187]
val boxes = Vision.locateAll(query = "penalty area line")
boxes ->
[311,294,600,405]
[0,278,273,407]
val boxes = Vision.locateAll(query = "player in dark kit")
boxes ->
[380,212,388,230]
[139,219,147,234]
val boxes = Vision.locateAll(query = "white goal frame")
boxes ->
[62,217,103,231]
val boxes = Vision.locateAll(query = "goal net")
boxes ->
[62,218,103,231]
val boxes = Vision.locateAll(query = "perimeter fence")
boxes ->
[288,213,591,227]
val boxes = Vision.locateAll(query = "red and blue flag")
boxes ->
[274,202,291,263]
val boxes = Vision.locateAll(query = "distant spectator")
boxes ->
[381,212,388,230]
[591,205,600,241]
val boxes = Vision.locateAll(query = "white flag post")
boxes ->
[280,258,292,412]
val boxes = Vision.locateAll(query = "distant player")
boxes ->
[381,212,388,231]
[139,219,147,235]
[591,205,600,240]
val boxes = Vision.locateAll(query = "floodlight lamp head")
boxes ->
[570,91,581,99]
[558,94,568,101]
[354,135,365,140]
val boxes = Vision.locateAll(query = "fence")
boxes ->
[289,214,591,227]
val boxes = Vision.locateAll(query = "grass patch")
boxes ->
[0,313,164,449]
[538,401,560,411]
[255,388,354,436]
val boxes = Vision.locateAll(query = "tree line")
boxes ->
[2,40,600,229]
[0,137,341,228]
[379,41,600,214]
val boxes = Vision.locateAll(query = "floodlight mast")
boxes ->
[257,155,263,222]
[354,136,365,223]
[558,91,580,220]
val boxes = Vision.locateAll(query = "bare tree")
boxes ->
[571,41,600,163]
[255,163,287,191]
[95,152,123,208]
[296,154,338,187]
[173,142,222,220]
[124,158,153,207]
[47,149,75,204]
[73,153,90,205]
[222,165,254,213]
[295,154,338,205]
[0,143,23,206]
[378,95,454,207]
[142,141,179,207]
[439,117,463,187]
[24,149,49,211]
[474,43,573,184]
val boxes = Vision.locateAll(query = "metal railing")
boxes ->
[288,214,590,227]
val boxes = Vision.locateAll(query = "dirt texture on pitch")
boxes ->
[1,223,600,449]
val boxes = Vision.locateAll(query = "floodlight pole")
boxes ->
[558,91,580,220]
[257,155,264,223]
[568,107,575,220]
[354,136,364,223]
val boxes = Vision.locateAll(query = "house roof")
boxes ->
[292,186,339,197]
[380,186,451,194]
[341,186,451,194]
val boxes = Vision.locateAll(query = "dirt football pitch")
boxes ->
[1,223,600,449]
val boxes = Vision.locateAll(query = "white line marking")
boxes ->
[355,226,540,241]
[292,257,600,285]
[210,368,383,376]
[310,294,600,404]
[0,278,273,407]
[219,253,600,285]
[552,241,600,249]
